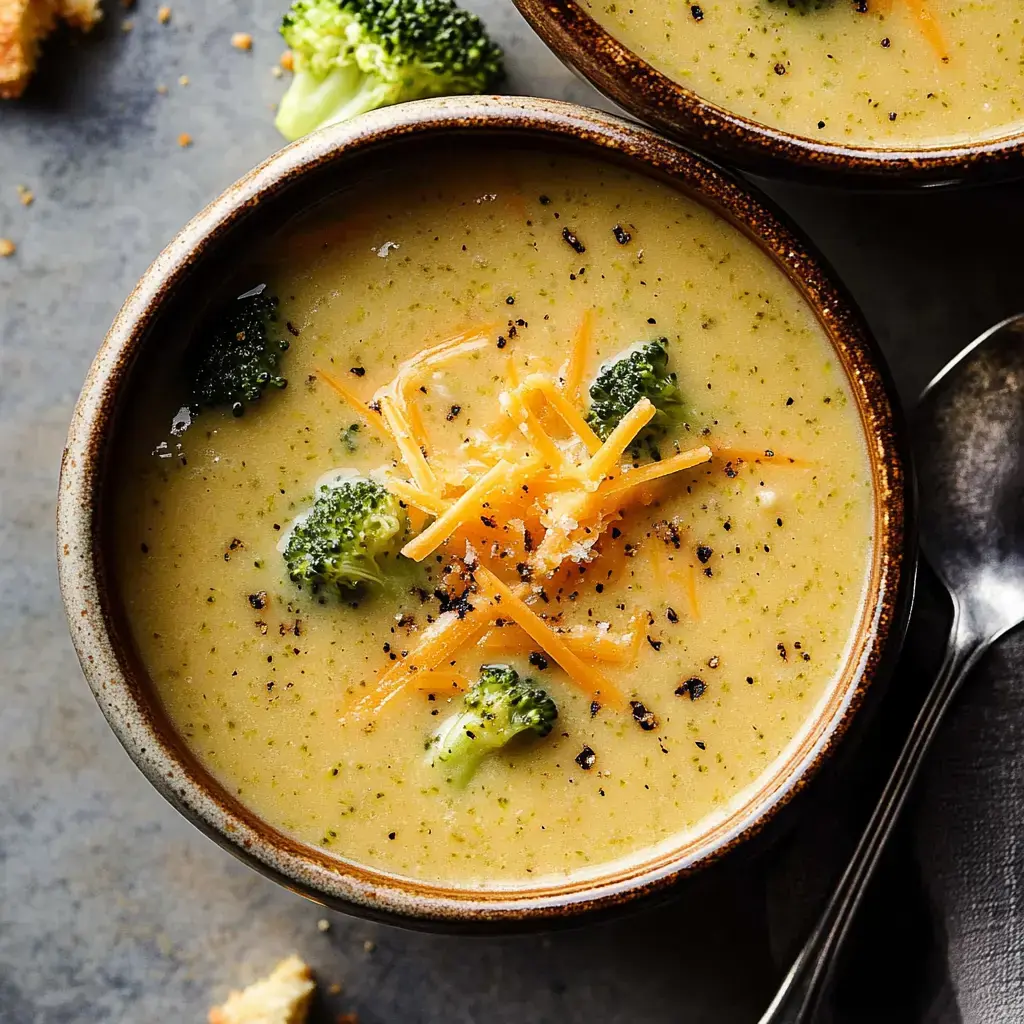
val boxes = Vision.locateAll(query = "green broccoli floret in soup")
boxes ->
[586,339,689,456]
[275,0,505,141]
[284,477,409,593]
[188,285,289,417]
[426,664,558,787]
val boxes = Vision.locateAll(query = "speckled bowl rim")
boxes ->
[57,95,911,927]
[513,0,1024,185]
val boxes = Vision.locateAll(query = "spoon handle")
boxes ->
[759,616,987,1024]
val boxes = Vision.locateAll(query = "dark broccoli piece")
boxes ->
[586,339,689,455]
[427,664,558,786]
[188,285,289,417]
[284,477,408,593]
[275,0,505,141]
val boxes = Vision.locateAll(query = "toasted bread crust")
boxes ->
[208,955,316,1024]
[0,0,101,99]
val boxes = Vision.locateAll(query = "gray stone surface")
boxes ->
[1,2,1023,1022]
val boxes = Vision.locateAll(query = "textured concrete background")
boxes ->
[2,2,1023,1022]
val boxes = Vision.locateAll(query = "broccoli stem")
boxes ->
[275,65,388,141]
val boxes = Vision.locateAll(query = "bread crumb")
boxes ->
[17,185,33,206]
[208,955,315,1024]
[177,132,193,147]
[361,940,375,954]
[121,18,134,31]
[327,983,343,996]
[156,83,168,94]
[271,65,282,78]
[279,49,294,72]
[316,918,331,933]
[338,1015,359,1024]
[157,5,171,23]
[231,32,253,51]
[0,238,16,258]
[178,74,190,86]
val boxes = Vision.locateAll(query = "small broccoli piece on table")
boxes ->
[284,477,408,593]
[188,285,289,417]
[586,339,689,456]
[275,0,505,141]
[427,664,558,787]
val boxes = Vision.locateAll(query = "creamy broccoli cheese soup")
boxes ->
[585,0,1024,148]
[112,148,874,886]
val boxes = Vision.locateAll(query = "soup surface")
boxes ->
[113,148,873,887]
[585,0,1024,148]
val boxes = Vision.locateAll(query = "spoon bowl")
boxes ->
[916,315,1024,643]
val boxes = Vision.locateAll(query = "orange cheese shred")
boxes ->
[519,375,602,454]
[561,309,592,403]
[377,394,440,496]
[385,476,449,517]
[314,367,389,442]
[599,445,714,501]
[582,398,656,485]
[474,567,622,704]
[904,0,949,61]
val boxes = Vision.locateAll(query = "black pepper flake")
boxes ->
[817,120,826,130]
[140,542,149,554]
[590,700,601,717]
[630,700,658,730]
[612,224,631,245]
[881,36,891,47]
[888,112,897,122]
[248,591,268,610]
[562,227,586,254]
[575,745,597,770]
[676,677,707,701]
[646,635,662,651]
[506,295,515,305]
[446,404,462,422]
[778,642,788,661]
[774,62,786,75]
[496,336,507,349]
[708,655,720,668]
[388,831,396,840]
[666,607,679,624]
[746,675,754,685]
[703,567,713,578]
[350,366,366,377]
[691,3,704,19]
[480,515,497,528]
[695,740,706,751]
[854,0,868,10]
[723,521,732,531]
[539,194,551,205]
[786,396,794,406]
[696,544,713,564]
[529,651,549,670]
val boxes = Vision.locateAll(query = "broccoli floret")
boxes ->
[427,664,558,786]
[275,0,505,141]
[284,477,409,593]
[586,339,689,455]
[188,285,289,417]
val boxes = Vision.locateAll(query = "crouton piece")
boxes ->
[55,0,101,31]
[0,0,57,100]
[208,955,315,1024]
[0,0,101,99]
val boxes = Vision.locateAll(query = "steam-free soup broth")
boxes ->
[113,149,873,886]
[586,0,1024,148]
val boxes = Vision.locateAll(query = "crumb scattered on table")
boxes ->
[177,132,193,147]
[316,918,330,933]
[0,239,16,258]
[17,185,34,206]
[157,5,171,23]
[156,83,168,94]
[178,73,190,86]
[361,940,375,954]
[280,49,294,72]
[231,32,253,51]
[327,982,343,996]
[121,18,134,31]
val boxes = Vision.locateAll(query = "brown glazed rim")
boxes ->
[513,0,1024,185]
[56,96,910,927]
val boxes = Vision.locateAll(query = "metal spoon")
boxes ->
[760,313,1024,1024]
